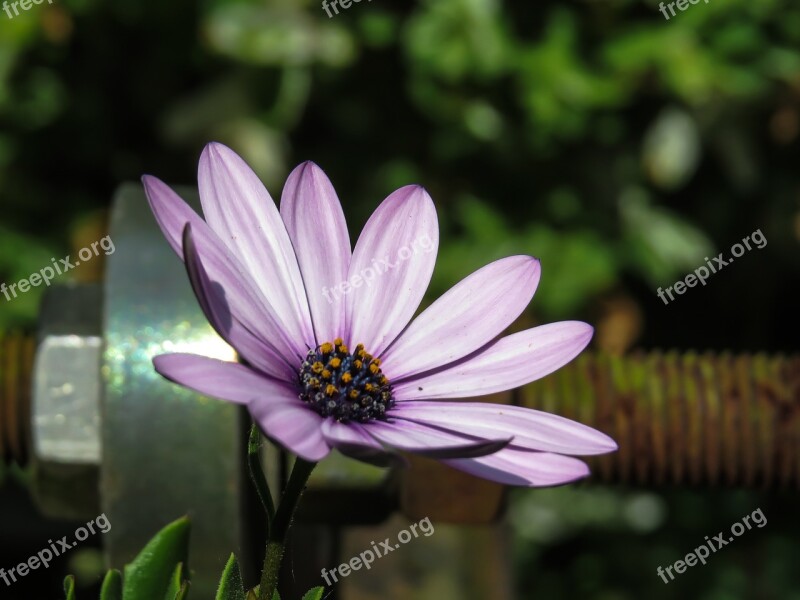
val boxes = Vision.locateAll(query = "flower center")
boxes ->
[298,338,394,423]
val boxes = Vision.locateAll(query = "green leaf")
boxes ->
[123,516,191,600]
[164,563,185,600]
[301,588,324,600]
[216,554,246,600]
[176,581,191,600]
[64,575,76,600]
[100,570,123,600]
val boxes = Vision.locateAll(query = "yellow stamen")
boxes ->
[340,372,353,384]
[329,357,341,369]
[320,342,333,354]
[325,384,338,396]
[311,362,324,374]
[321,369,331,380]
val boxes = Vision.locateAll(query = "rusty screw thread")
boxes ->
[0,331,35,467]
[518,351,800,489]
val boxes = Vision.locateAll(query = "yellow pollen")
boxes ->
[356,348,366,358]
[325,384,338,396]
[354,360,363,369]
[339,344,349,353]
[321,369,332,380]
[379,375,388,385]
[320,343,333,354]
[340,372,353,384]
[334,337,343,346]
[355,343,365,352]
[369,363,380,375]
[349,389,359,399]
[364,383,375,392]
[329,357,342,369]
[372,358,382,366]
[311,362,324,374]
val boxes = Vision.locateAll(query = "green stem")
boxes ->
[257,457,316,600]
[248,423,275,531]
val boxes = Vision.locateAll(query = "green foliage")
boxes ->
[216,554,246,600]
[64,517,190,600]
[300,588,324,600]
[100,570,122,600]
[64,576,77,600]
[122,517,190,600]
[65,521,319,600]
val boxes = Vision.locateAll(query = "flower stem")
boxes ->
[257,457,316,600]
[248,423,275,531]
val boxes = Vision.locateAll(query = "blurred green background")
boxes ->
[1,0,798,598]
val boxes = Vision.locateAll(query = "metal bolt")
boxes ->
[0,331,34,466]
[519,351,800,488]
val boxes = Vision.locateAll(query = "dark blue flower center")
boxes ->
[298,338,394,423]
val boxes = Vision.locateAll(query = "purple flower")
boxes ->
[144,143,617,487]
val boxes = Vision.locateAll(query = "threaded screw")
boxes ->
[518,351,800,488]
[0,331,35,466]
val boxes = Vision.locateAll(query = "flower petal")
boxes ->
[443,448,591,487]
[382,256,540,380]
[391,401,617,455]
[198,143,315,354]
[182,224,295,381]
[346,185,438,355]
[280,162,351,343]
[153,353,295,405]
[250,401,331,462]
[143,175,300,368]
[321,419,405,468]
[393,321,594,399]
[362,419,511,459]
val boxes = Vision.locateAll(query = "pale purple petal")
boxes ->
[198,143,315,354]
[346,185,438,355]
[143,175,301,366]
[391,401,617,455]
[280,162,351,344]
[393,321,594,399]
[443,448,591,487]
[182,224,295,382]
[153,353,295,405]
[250,400,331,462]
[321,419,405,467]
[381,256,540,380]
[362,419,511,459]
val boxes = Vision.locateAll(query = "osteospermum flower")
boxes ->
[144,143,617,487]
